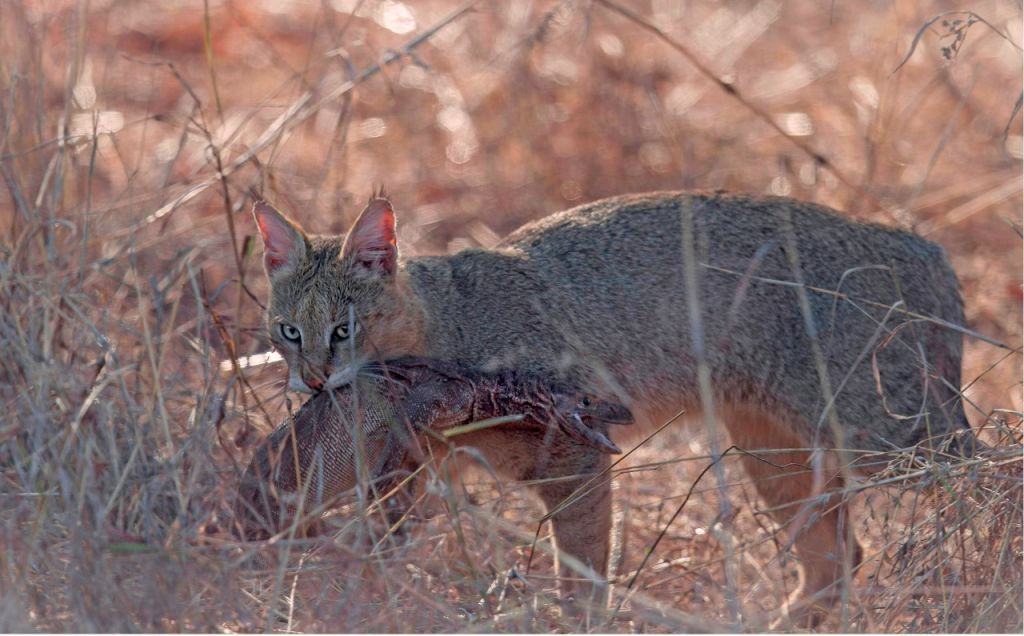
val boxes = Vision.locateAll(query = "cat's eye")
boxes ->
[333,322,357,341]
[280,323,301,342]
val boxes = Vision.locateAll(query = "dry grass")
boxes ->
[1,0,1021,632]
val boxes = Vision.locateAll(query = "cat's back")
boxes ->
[407,192,966,448]
[503,191,941,262]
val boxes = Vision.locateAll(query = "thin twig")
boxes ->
[594,0,897,223]
[137,0,483,231]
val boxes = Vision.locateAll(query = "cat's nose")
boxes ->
[305,376,324,391]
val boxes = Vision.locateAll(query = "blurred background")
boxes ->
[0,0,1020,631]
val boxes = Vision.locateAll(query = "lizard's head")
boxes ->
[558,392,633,426]
[549,387,634,453]
[253,196,422,393]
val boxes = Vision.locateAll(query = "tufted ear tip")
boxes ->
[342,197,398,277]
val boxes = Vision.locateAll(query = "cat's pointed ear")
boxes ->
[342,198,397,277]
[253,200,308,277]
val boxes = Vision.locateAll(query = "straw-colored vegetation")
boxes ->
[1,0,1020,632]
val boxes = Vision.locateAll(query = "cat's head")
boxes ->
[252,196,421,393]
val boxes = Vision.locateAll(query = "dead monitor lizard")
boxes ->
[234,357,632,543]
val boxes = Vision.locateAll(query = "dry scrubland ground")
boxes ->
[0,0,1021,632]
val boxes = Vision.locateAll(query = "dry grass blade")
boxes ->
[595,0,896,224]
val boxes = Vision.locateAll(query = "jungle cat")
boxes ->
[252,190,971,623]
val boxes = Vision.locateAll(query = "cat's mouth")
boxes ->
[286,361,365,393]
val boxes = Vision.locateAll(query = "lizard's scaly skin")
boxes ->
[234,357,631,541]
